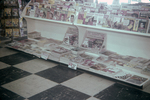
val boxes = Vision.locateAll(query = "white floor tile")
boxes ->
[2,75,58,98]
[0,62,10,69]
[61,73,114,96]
[0,48,17,57]
[14,59,58,73]
[86,97,100,100]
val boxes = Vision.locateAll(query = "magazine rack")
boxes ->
[17,1,150,88]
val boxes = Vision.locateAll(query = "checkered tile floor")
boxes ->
[0,47,150,100]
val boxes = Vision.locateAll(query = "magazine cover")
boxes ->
[139,11,150,19]
[102,14,113,28]
[39,5,47,18]
[96,13,104,27]
[34,5,40,17]
[77,9,86,24]
[126,75,148,85]
[63,27,78,46]
[13,28,20,37]
[26,6,31,16]
[83,13,97,26]
[4,8,11,16]
[125,11,139,18]
[12,8,18,16]
[122,17,135,31]
[50,5,57,14]
[59,10,68,21]
[12,19,19,27]
[66,8,76,23]
[53,9,61,20]
[137,19,148,33]
[79,53,94,60]
[81,31,106,54]
[80,59,96,67]
[91,63,107,70]
[5,29,12,37]
[112,16,124,29]
[5,19,12,27]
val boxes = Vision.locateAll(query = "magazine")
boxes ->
[26,6,31,16]
[126,75,148,85]
[122,17,135,31]
[5,29,12,37]
[139,11,150,19]
[4,8,11,16]
[12,19,19,27]
[102,14,113,28]
[12,8,18,16]
[77,9,86,24]
[59,10,68,21]
[114,71,132,80]
[34,5,40,17]
[66,8,76,23]
[83,13,97,26]
[112,16,124,29]
[97,13,104,27]
[13,28,20,37]
[63,27,78,46]
[81,31,106,54]
[137,19,148,33]
[125,11,139,18]
[53,9,61,20]
[5,19,12,27]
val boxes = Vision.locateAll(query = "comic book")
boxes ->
[62,27,78,47]
[81,31,106,54]
[12,8,18,16]
[137,19,148,33]
[12,18,19,27]
[5,29,12,37]
[13,28,20,37]
[5,19,12,27]
[112,16,124,29]
[83,13,97,26]
[4,8,11,16]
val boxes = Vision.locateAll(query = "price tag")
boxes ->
[68,62,78,70]
[41,51,49,60]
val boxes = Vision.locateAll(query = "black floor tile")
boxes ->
[35,65,83,83]
[0,87,25,100]
[28,85,90,100]
[0,52,37,65]
[94,83,150,100]
[0,67,31,85]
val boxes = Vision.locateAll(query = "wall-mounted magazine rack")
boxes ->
[10,0,150,88]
